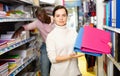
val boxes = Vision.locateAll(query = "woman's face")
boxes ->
[54,8,67,26]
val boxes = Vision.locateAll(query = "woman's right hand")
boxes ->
[69,53,84,59]
[11,26,25,39]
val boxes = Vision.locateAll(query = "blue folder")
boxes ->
[109,0,112,26]
[64,0,82,7]
[74,27,102,56]
[106,2,109,26]
[116,0,120,28]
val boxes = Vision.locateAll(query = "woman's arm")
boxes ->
[11,26,25,38]
[55,53,84,63]
[11,20,38,39]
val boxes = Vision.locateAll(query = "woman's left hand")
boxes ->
[108,42,112,48]
[70,53,84,58]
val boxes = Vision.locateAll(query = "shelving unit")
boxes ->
[0,0,33,5]
[96,0,120,76]
[103,26,120,34]
[8,55,36,76]
[0,0,39,76]
[103,25,120,72]
[0,18,36,22]
[0,36,35,55]
[107,54,120,71]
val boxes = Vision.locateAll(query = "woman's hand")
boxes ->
[69,53,84,59]
[108,42,112,48]
[11,26,25,39]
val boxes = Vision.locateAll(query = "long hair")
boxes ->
[35,7,51,24]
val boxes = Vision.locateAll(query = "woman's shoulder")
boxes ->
[68,28,77,32]
[67,28,78,37]
[47,27,58,38]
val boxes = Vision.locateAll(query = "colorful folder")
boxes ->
[81,26,111,54]
[74,27,102,56]
[116,0,120,28]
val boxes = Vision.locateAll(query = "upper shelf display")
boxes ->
[40,0,55,5]
[0,0,33,5]
[0,0,40,6]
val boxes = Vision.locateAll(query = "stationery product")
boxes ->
[103,4,106,25]
[0,62,8,70]
[109,0,112,26]
[106,2,110,26]
[74,27,102,56]
[81,26,111,54]
[0,40,8,50]
[116,0,120,28]
[64,0,82,7]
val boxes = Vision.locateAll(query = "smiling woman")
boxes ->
[46,5,83,76]
[53,9,67,26]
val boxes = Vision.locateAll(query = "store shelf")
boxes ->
[107,54,120,71]
[19,0,33,4]
[0,36,36,55]
[0,18,36,22]
[0,0,33,5]
[40,0,55,7]
[8,55,36,76]
[0,0,39,76]
[103,25,120,34]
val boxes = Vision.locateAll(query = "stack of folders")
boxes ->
[0,40,8,50]
[9,48,34,63]
[74,26,111,56]
[0,55,21,71]
[0,62,8,76]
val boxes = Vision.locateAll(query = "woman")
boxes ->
[46,5,83,76]
[12,7,54,76]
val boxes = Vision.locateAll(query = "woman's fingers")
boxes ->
[108,42,112,48]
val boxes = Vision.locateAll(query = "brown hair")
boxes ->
[52,5,68,17]
[35,7,51,24]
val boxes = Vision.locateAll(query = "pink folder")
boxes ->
[81,26,111,54]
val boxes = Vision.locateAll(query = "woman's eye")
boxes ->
[56,15,60,17]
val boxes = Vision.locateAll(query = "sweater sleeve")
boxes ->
[23,20,41,30]
[46,34,57,63]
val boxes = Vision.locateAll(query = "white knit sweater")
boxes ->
[46,24,81,76]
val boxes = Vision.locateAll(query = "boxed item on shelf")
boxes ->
[0,55,22,71]
[21,71,41,76]
[0,34,13,39]
[0,39,16,49]
[7,39,16,46]
[0,3,3,11]
[7,31,15,34]
[21,31,30,40]
[8,58,21,71]
[9,47,34,60]
[0,40,8,49]
[21,72,36,76]
[40,0,56,4]
[0,68,8,76]
[14,5,33,18]
[0,62,8,71]
[9,50,27,59]
[21,0,33,4]
[33,0,39,6]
